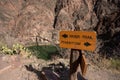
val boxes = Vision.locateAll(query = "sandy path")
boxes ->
[0,55,120,80]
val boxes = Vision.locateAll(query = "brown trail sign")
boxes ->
[59,31,97,80]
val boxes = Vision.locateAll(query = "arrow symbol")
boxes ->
[62,34,68,38]
[84,42,91,47]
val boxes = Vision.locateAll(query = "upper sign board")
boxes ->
[60,31,97,51]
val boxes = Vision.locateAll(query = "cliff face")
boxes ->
[94,0,120,57]
[0,0,56,46]
[54,0,120,57]
[0,0,120,57]
[54,0,98,30]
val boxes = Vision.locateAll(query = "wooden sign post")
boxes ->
[70,49,82,80]
[59,31,96,80]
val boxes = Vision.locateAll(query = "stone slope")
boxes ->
[0,0,120,57]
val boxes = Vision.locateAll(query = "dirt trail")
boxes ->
[0,55,120,80]
[86,65,120,80]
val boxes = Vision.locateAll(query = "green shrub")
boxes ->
[110,58,120,71]
[1,45,13,55]
[1,44,31,57]
[27,45,60,60]
[13,43,25,51]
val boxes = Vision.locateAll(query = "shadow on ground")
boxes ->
[25,62,86,80]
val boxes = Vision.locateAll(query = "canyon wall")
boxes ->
[0,0,120,57]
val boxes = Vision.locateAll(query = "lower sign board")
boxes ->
[60,31,97,51]
[80,54,87,76]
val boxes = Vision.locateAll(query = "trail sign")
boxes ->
[60,31,97,51]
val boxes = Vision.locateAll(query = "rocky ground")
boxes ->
[0,54,120,80]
